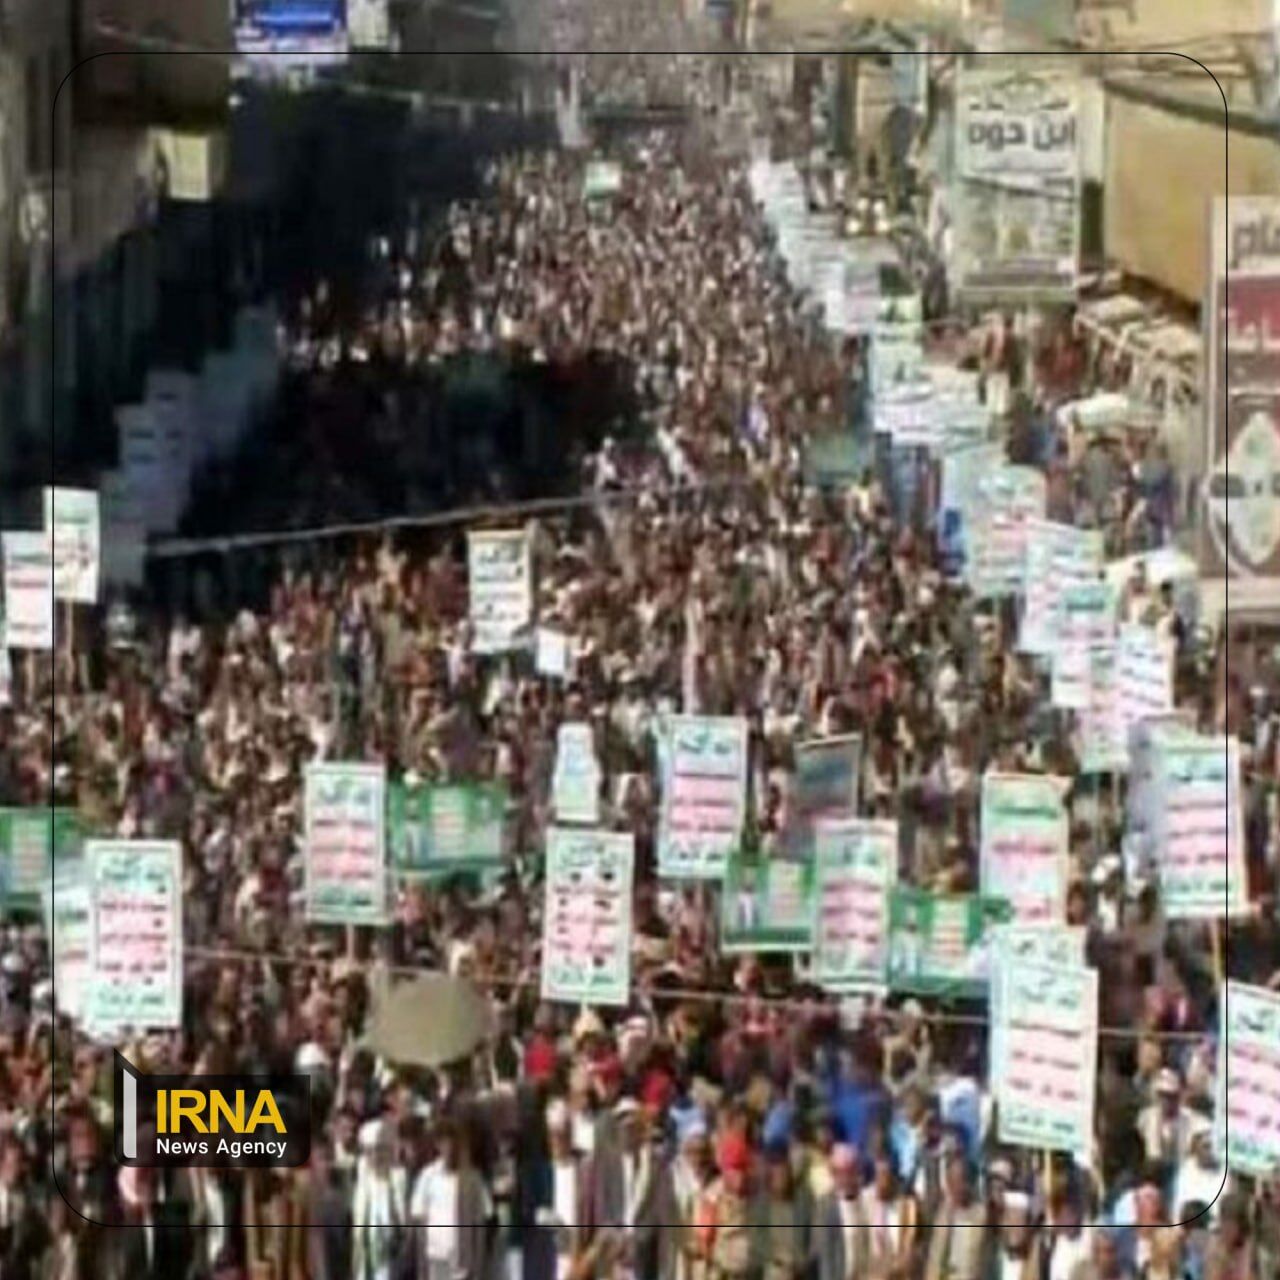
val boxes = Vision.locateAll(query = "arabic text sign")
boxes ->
[0,809,83,908]
[2,531,54,651]
[1116,623,1174,729]
[1051,581,1116,709]
[812,818,897,991]
[87,840,183,1031]
[1019,520,1103,656]
[996,961,1097,1157]
[1198,197,1280,596]
[541,827,633,1006]
[958,69,1078,181]
[1078,643,1128,774]
[721,851,815,954]
[1218,981,1280,1176]
[965,466,1047,598]
[1153,734,1248,919]
[553,722,602,825]
[467,529,532,655]
[388,781,505,877]
[989,925,1086,1085]
[658,715,749,879]
[43,487,101,605]
[46,864,91,1022]
[980,773,1068,925]
[887,887,1012,997]
[793,735,862,816]
[304,763,388,924]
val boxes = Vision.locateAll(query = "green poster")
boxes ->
[0,809,85,910]
[886,886,1012,996]
[720,850,816,954]
[388,782,507,877]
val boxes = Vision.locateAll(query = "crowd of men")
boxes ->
[1,61,1276,1280]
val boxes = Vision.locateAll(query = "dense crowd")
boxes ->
[1,80,1276,1280]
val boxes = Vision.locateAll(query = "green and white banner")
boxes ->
[388,781,506,878]
[887,887,1012,996]
[720,849,816,954]
[0,808,84,910]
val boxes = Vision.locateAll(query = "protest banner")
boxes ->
[939,441,1005,577]
[793,735,862,816]
[989,925,1087,1085]
[1216,980,1280,1176]
[995,961,1097,1158]
[583,161,623,200]
[953,68,1079,300]
[1124,713,1197,864]
[388,781,506,878]
[1116,624,1174,729]
[541,827,633,1006]
[86,840,183,1031]
[658,715,749,879]
[552,722,602,825]
[43,487,100,606]
[467,528,532,654]
[869,295,925,396]
[45,861,91,1023]
[1152,733,1248,919]
[965,466,1047,598]
[535,627,570,679]
[811,818,897,992]
[0,809,84,910]
[720,849,816,954]
[980,773,1069,924]
[874,382,939,450]
[887,887,1012,996]
[304,762,388,925]
[1078,643,1128,774]
[1019,520,1103,656]
[2,531,53,651]
[1051,581,1116,710]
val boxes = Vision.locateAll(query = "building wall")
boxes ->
[1077,0,1272,46]
[1104,89,1280,302]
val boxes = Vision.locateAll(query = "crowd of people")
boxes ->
[2,55,1277,1280]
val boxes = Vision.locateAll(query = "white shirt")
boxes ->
[553,1162,578,1280]
[1047,1230,1091,1280]
[837,1197,861,1271]
[412,1161,460,1262]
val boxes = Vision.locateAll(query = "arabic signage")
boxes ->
[86,840,183,1032]
[886,887,1012,997]
[304,763,388,925]
[388,782,506,878]
[44,488,100,605]
[0,809,84,909]
[980,773,1069,925]
[995,960,1098,1158]
[720,850,816,954]
[658,715,750,880]
[793,735,862,816]
[541,827,633,1007]
[811,818,897,992]
[952,68,1079,300]
[1152,733,1249,920]
[1199,197,1280,610]
[2,531,54,651]
[1216,980,1280,1176]
[468,529,532,655]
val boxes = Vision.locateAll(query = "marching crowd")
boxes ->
[2,70,1278,1280]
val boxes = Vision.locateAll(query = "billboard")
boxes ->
[951,66,1079,300]
[233,0,349,71]
[1199,197,1280,611]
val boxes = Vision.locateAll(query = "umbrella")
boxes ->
[362,972,495,1069]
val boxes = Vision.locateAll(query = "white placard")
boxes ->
[2,531,54,650]
[44,488,100,605]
